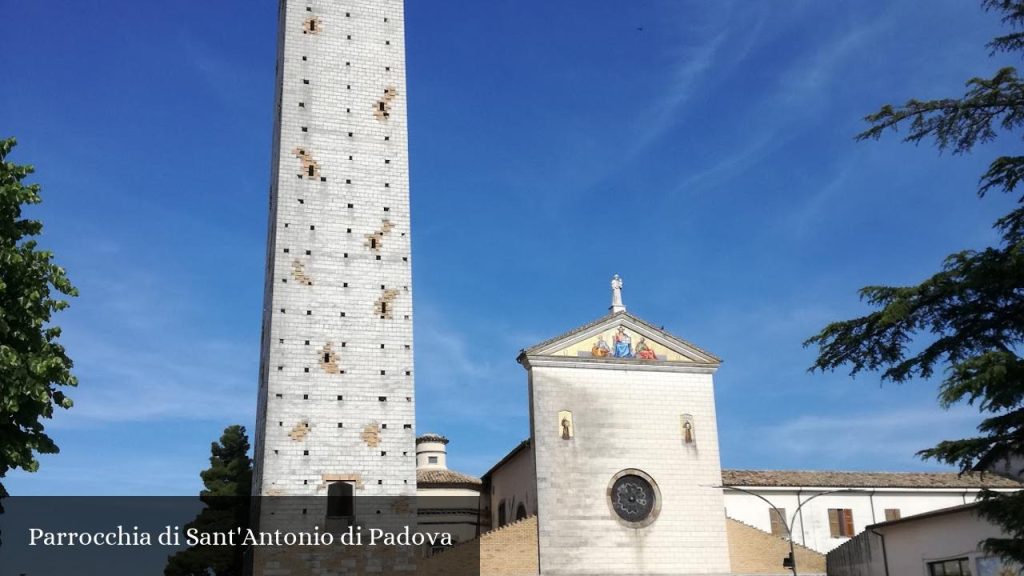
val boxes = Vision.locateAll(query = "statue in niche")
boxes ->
[613,327,633,358]
[558,410,573,440]
[591,335,611,358]
[636,337,657,360]
[681,414,696,445]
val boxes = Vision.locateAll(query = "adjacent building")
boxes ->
[416,434,483,548]
[827,503,1021,576]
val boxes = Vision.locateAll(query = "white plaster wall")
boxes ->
[416,487,481,498]
[530,363,730,576]
[990,453,1024,481]
[415,487,482,545]
[487,443,536,529]
[724,488,982,553]
[881,509,1012,576]
[416,440,447,468]
[254,0,416,499]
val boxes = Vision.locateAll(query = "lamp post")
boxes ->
[720,485,868,576]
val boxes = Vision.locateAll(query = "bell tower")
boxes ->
[253,0,416,499]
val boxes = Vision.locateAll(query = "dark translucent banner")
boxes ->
[0,497,481,576]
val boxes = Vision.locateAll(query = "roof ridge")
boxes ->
[520,312,618,355]
[519,311,720,361]
[725,468,1001,474]
[722,468,1023,488]
[416,467,482,486]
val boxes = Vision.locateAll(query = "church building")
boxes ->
[417,277,1020,575]
[247,2,1021,574]
[513,275,731,575]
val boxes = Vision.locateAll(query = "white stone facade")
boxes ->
[253,0,415,499]
[521,314,732,576]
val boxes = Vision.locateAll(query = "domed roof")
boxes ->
[417,468,482,489]
[416,433,449,444]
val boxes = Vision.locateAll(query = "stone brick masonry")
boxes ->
[253,0,416,500]
[529,361,732,575]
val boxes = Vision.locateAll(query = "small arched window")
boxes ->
[497,500,507,527]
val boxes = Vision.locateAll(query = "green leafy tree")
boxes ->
[165,425,253,576]
[0,137,77,500]
[805,0,1024,563]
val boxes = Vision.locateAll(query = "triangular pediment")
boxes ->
[521,312,720,366]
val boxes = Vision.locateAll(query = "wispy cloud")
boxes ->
[668,16,893,199]
[782,167,852,236]
[626,4,773,161]
[56,338,254,426]
[414,304,525,434]
[749,405,981,468]
[626,31,731,156]
[49,243,256,428]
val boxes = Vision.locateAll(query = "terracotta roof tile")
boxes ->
[417,468,482,488]
[722,469,1023,489]
[416,433,448,444]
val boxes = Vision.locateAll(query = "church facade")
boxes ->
[517,280,731,575]
[455,278,1019,574]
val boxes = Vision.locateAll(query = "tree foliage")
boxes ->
[806,0,1024,563]
[0,137,77,500]
[165,425,253,576]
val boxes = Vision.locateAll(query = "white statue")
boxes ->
[610,274,625,313]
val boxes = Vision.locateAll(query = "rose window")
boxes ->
[610,474,655,522]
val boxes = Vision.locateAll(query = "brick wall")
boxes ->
[727,517,826,575]
[418,515,539,576]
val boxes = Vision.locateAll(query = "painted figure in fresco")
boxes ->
[591,335,611,358]
[636,337,657,360]
[683,421,694,444]
[613,327,633,358]
[561,417,572,439]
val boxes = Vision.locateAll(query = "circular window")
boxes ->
[607,469,660,527]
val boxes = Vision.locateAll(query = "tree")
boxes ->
[805,0,1024,563]
[0,137,78,500]
[165,425,253,576]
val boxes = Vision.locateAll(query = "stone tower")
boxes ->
[253,0,415,499]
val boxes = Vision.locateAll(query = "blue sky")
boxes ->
[2,0,1018,495]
